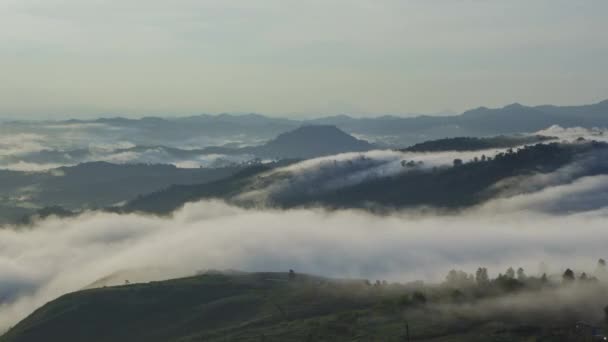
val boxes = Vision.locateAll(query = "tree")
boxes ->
[505,267,515,279]
[412,291,427,305]
[538,261,549,276]
[475,267,489,285]
[453,159,463,167]
[445,269,473,287]
[563,269,575,283]
[516,267,526,281]
[580,272,588,281]
[450,289,465,303]
[596,259,607,279]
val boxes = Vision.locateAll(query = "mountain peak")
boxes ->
[273,125,357,143]
[292,124,344,133]
[258,125,374,158]
[504,102,525,109]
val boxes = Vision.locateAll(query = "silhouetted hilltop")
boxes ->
[403,135,556,152]
[194,125,376,159]
[0,162,243,212]
[250,125,375,158]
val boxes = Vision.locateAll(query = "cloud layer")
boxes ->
[2,187,608,330]
[2,126,608,330]
[0,122,256,171]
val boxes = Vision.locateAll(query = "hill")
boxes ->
[0,162,244,220]
[124,141,608,214]
[0,126,375,171]
[121,161,295,214]
[402,135,556,152]
[244,125,375,159]
[192,125,376,159]
[3,271,607,341]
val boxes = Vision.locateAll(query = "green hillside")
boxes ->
[3,271,606,342]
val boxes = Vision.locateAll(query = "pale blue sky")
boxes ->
[1,0,607,119]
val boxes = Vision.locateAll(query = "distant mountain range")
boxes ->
[0,125,376,171]
[306,100,608,145]
[3,99,607,147]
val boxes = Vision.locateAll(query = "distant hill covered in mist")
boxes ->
[0,162,245,224]
[3,99,607,147]
[124,140,608,214]
[199,125,376,159]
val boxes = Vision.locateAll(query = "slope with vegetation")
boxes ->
[121,161,295,215]
[3,263,608,342]
[0,163,245,225]
[124,141,608,214]
[402,134,556,152]
[303,142,596,209]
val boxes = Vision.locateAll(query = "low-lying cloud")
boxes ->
[239,147,517,203]
[2,187,608,330]
[0,121,260,171]
[237,127,608,205]
[2,125,608,331]
[537,125,608,142]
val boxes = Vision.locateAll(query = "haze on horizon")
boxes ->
[1,0,607,120]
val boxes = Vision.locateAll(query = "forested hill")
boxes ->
[403,135,556,152]
[123,141,608,214]
[0,162,243,211]
[3,268,607,342]
[269,141,606,209]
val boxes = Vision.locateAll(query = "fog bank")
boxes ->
[1,196,608,330]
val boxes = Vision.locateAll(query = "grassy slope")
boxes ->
[0,272,592,342]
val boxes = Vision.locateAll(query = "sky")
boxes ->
[1,0,607,119]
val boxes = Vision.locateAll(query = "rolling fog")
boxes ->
[1,125,608,329]
[2,175,608,330]
[2,122,604,172]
